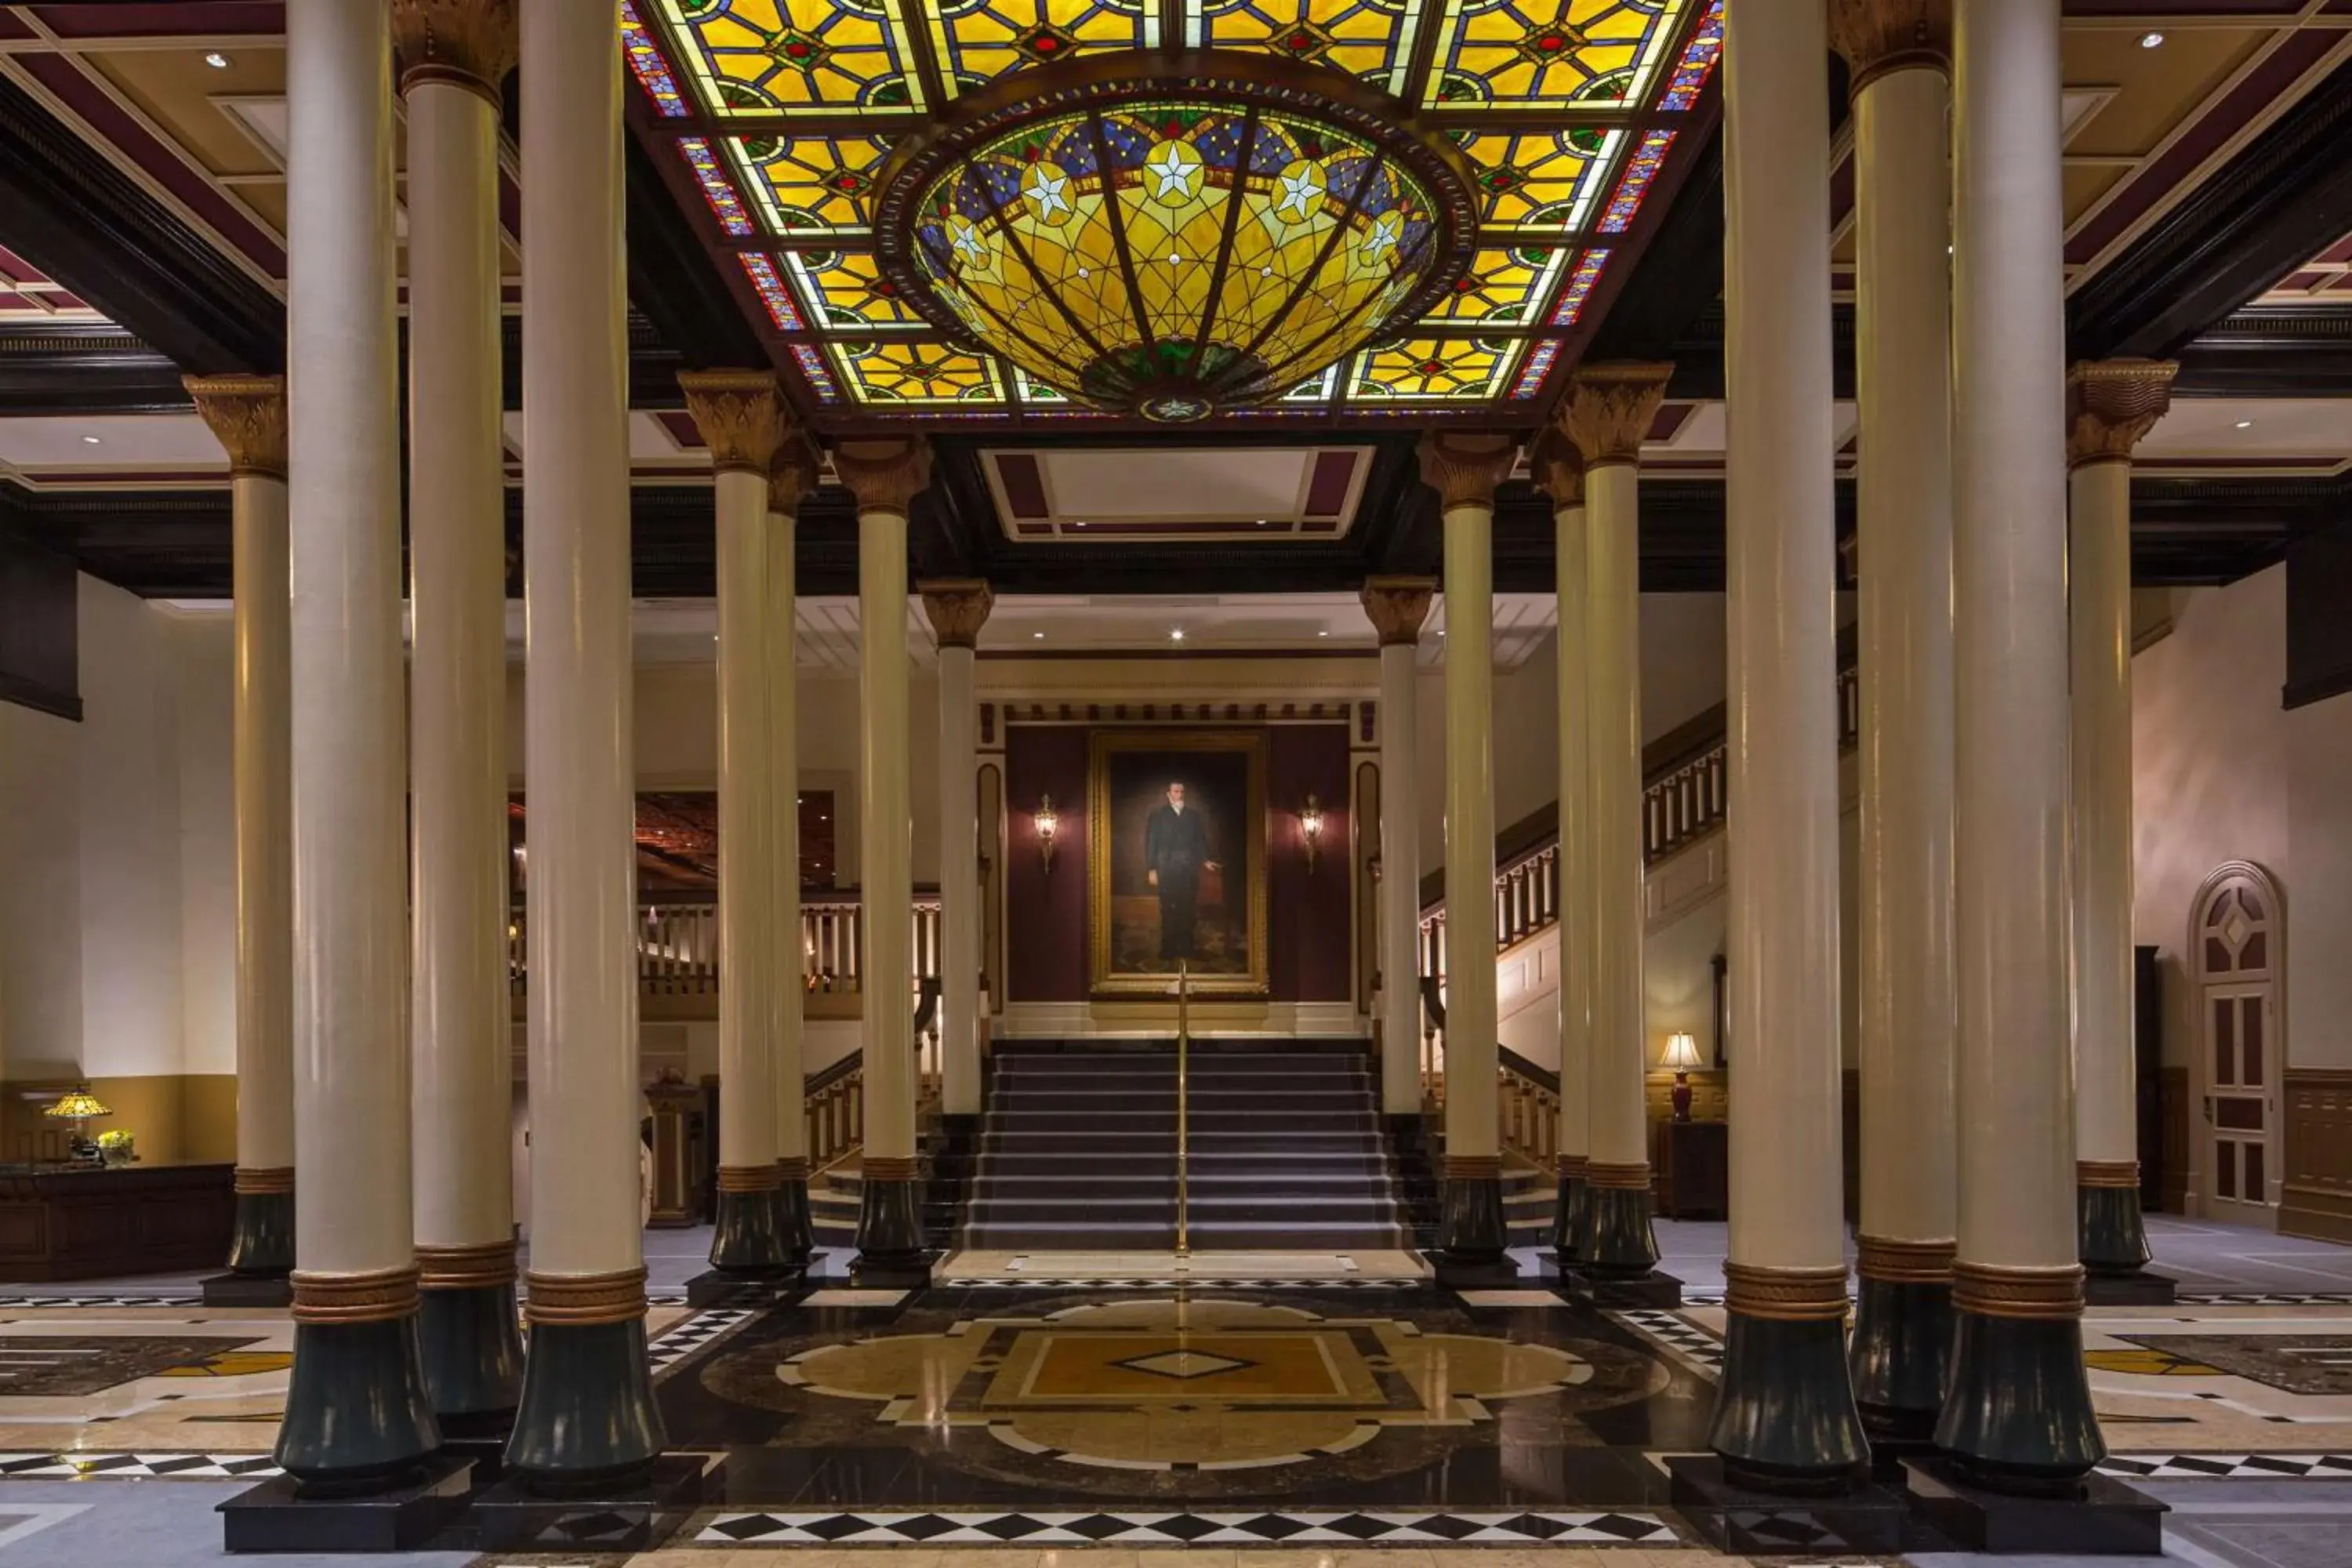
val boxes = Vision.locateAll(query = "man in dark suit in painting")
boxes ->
[1144,781,1220,961]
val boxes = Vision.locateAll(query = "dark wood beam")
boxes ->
[2175,305,2352,397]
[0,323,187,415]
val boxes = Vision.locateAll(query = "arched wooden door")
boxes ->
[2190,862,2285,1225]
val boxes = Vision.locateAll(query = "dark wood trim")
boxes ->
[2280,1065,2352,1244]
[0,324,186,415]
[2176,305,2352,398]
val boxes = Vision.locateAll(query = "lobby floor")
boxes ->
[0,1218,2345,1566]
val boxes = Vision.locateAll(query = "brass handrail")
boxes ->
[1175,958,1190,1260]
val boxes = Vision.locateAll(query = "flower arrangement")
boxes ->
[94,1130,136,1166]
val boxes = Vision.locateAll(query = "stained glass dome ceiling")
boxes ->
[629,0,1722,428]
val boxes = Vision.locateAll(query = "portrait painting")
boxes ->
[1087,730,1269,996]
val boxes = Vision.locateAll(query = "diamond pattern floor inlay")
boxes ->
[699,1508,1682,1545]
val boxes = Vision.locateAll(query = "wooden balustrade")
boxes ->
[508,890,943,1003]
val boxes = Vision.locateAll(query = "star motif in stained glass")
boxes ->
[1109,1348,1258,1380]
[951,223,989,266]
[1276,165,1324,220]
[1515,23,1591,66]
[1145,141,1203,203]
[1025,165,1073,222]
[1363,214,1400,263]
[767,28,831,74]
[1014,25,1076,64]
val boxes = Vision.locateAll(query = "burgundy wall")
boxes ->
[1004,723,1355,1005]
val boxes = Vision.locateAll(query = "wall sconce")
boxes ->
[1661,1031,1704,1122]
[1034,793,1059,873]
[1300,793,1324,873]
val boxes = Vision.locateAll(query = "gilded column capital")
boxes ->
[833,437,932,516]
[920,579,995,648]
[1415,431,1519,511]
[185,373,289,480]
[1360,576,1436,646]
[2066,358,2177,469]
[1528,425,1584,507]
[1828,0,1951,90]
[770,430,822,517]
[1563,361,1672,468]
[392,0,517,98]
[679,369,787,477]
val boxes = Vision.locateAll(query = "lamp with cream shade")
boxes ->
[1661,1032,1704,1123]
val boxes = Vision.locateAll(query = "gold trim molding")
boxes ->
[1952,1260,2085,1319]
[716,1164,783,1195]
[1856,1234,1957,1284]
[524,1266,648,1327]
[920,579,996,649]
[775,1154,811,1181]
[1723,1261,1850,1322]
[862,1154,924,1182]
[1828,0,1952,91]
[1584,1160,1652,1191]
[833,437,932,516]
[2078,1159,2141,1189]
[1555,1152,1589,1180]
[417,1240,518,1291]
[233,1165,294,1196]
[185,374,287,480]
[679,369,787,477]
[1443,1154,1503,1181]
[1415,431,1518,510]
[392,0,517,97]
[1562,361,1673,468]
[2067,359,2177,469]
[292,1266,422,1325]
[1359,576,1436,647]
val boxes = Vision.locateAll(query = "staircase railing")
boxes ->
[805,982,947,1175]
[508,888,943,1003]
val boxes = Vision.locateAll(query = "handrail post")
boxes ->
[1175,959,1190,1261]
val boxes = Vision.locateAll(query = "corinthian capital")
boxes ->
[679,370,786,476]
[1360,577,1436,647]
[770,430,822,517]
[393,0,517,97]
[185,373,288,480]
[1527,426,1584,508]
[1563,362,1671,468]
[1828,0,1951,90]
[833,437,931,516]
[1415,431,1519,511]
[920,580,995,649]
[2066,359,2177,469]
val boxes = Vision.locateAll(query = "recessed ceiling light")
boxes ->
[1317,630,1330,637]
[1170,628,1186,641]
[1255,517,1269,526]
[81,434,101,445]
[2139,31,2163,49]
[1033,630,1044,640]
[203,51,232,69]
[2235,419,2255,429]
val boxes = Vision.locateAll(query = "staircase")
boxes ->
[961,1044,1409,1251]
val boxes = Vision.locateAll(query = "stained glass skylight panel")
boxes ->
[1187,0,1425,98]
[1345,336,1522,401]
[662,0,926,116]
[786,249,931,329]
[1657,0,1722,111]
[1455,128,1617,230]
[929,0,1160,96]
[829,339,1008,405]
[1423,244,1566,325]
[739,252,807,328]
[623,0,692,115]
[730,134,898,238]
[1421,0,1689,111]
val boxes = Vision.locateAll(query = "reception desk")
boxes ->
[0,1161,234,1282]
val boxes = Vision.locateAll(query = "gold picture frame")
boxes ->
[1087,729,1270,996]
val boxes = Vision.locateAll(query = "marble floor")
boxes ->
[0,1218,2345,1566]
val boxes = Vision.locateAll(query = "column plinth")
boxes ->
[1417,433,1519,1278]
[506,0,663,1490]
[1939,0,2103,1490]
[1359,577,1433,1123]
[2067,359,2175,1280]
[187,375,296,1282]
[1838,0,1959,1448]
[1709,0,1868,1490]
[274,0,437,1488]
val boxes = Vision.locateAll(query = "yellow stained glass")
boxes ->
[1187,0,1427,98]
[829,338,1008,404]
[732,133,897,236]
[1422,244,1566,325]
[1420,0,1686,111]
[930,0,1160,99]
[1345,336,1523,401]
[786,248,929,328]
[1457,128,1617,229]
[654,0,925,116]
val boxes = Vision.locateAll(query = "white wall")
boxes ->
[172,616,238,1076]
[0,698,84,1078]
[2285,679,2352,1071]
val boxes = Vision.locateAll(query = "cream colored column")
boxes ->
[1708,0,1868,1486]
[274,0,438,1483]
[1359,578,1435,1120]
[1939,0,2103,1487]
[1416,433,1519,1272]
[1833,0,1959,1444]
[2067,361,2172,1278]
[187,377,296,1279]
[770,441,819,1259]
[506,0,662,1486]
[834,438,932,1276]
[922,580,994,1121]
[397,0,522,1425]
[1566,365,1671,1279]
[681,372,790,1275]
[1530,433,1592,1261]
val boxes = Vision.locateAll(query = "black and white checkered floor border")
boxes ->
[700,1509,1678,1545]
[950,1277,1425,1291]
[648,1305,758,1374]
[0,1451,281,1479]
[1610,1308,1723,1370]
[2099,1453,2352,1479]
[0,1295,204,1308]
[2174,1291,2352,1306]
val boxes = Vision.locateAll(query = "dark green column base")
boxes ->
[1935,1308,2105,1496]
[1550,1175,1588,1265]
[418,1283,524,1436]
[854,1177,927,1268]
[1847,1277,1954,1444]
[1439,1175,1508,1263]
[503,1318,666,1496]
[1578,1185,1661,1279]
[274,1316,441,1494]
[2078,1185,2154,1276]
[777,1176,815,1265]
[226,1191,294,1276]
[1708,1309,1870,1494]
[710,1188,790,1275]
